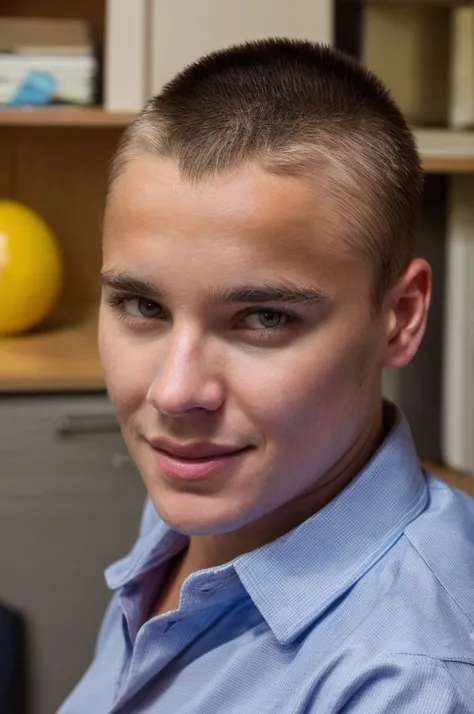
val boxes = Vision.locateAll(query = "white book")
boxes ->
[442,175,474,476]
[449,5,474,129]
[105,0,149,112]
[414,128,474,160]
[0,54,96,104]
[362,4,450,126]
[148,0,332,96]
[0,54,96,73]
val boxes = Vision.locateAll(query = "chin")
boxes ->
[152,495,250,536]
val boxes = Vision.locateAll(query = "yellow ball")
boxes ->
[0,201,63,336]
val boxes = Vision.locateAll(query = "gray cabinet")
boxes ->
[0,392,146,714]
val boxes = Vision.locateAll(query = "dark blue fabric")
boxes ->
[0,603,24,714]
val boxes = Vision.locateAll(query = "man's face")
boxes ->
[99,158,386,535]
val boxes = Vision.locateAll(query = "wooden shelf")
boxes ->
[0,106,136,128]
[0,304,104,392]
[0,114,473,172]
[414,128,474,173]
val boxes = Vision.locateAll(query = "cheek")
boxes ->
[98,320,153,418]
[241,331,375,441]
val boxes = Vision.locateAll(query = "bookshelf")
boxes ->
[0,5,472,714]
[417,129,474,173]
[0,0,473,466]
[0,107,136,127]
[0,303,102,391]
[1,112,473,165]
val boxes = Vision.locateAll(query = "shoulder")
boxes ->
[324,653,474,713]
[403,472,474,626]
[307,516,474,671]
[343,485,474,664]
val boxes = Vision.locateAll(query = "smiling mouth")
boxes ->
[152,446,253,480]
[156,446,250,462]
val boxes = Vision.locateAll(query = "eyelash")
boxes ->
[105,293,301,341]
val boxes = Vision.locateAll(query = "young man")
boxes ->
[59,40,474,712]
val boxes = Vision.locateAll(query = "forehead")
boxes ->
[103,157,364,287]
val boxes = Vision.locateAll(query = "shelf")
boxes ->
[414,128,474,173]
[0,106,136,127]
[0,113,473,171]
[0,304,104,392]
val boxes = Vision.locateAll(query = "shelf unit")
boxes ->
[1,117,473,396]
[0,303,102,392]
[1,109,474,164]
[415,129,474,173]
[0,107,136,127]
[1,4,473,490]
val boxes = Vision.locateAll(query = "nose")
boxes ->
[146,326,224,416]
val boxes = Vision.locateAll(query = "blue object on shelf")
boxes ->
[9,70,56,107]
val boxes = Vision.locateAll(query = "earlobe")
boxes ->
[382,259,432,370]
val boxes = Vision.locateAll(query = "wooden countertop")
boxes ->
[0,303,104,392]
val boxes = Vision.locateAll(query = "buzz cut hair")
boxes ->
[109,38,423,309]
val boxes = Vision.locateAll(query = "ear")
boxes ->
[382,258,432,370]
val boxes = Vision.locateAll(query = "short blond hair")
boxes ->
[110,39,423,308]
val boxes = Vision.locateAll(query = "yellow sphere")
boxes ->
[0,201,63,335]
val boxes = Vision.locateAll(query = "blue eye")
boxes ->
[124,297,163,319]
[244,310,289,330]
[106,292,300,342]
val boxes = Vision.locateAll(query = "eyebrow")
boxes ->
[100,269,328,307]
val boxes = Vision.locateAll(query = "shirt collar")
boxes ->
[105,401,428,644]
[233,401,428,644]
[105,518,188,590]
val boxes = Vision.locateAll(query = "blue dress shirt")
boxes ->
[58,403,474,713]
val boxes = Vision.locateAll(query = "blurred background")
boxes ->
[0,1,472,712]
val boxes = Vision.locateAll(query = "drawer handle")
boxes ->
[55,413,122,437]
[112,452,133,468]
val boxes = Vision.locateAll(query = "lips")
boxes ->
[149,438,248,460]
[159,449,241,462]
[153,446,251,481]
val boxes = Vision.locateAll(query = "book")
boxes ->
[442,175,474,475]
[148,0,333,95]
[0,55,96,105]
[362,3,450,126]
[449,5,474,129]
[104,0,149,112]
[0,17,92,56]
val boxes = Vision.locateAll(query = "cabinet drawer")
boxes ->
[0,393,135,495]
[0,393,147,714]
